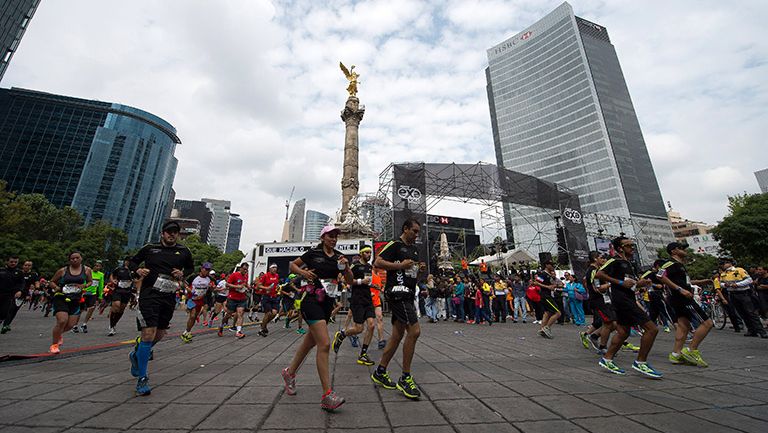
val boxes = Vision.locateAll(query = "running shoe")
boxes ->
[668,352,692,365]
[396,375,421,400]
[272,315,280,324]
[537,328,548,339]
[542,326,553,339]
[588,334,600,351]
[371,370,396,389]
[0,326,9,334]
[332,331,344,353]
[49,343,60,354]
[135,376,151,396]
[622,342,640,352]
[72,325,80,333]
[108,327,116,336]
[180,332,193,343]
[599,358,626,375]
[281,367,296,395]
[328,316,336,324]
[296,327,307,335]
[632,361,663,379]
[321,390,345,411]
[203,321,208,327]
[217,326,224,337]
[350,335,359,348]
[357,353,375,366]
[681,348,708,368]
[129,349,140,377]
[81,324,88,333]
[258,329,269,337]
[579,332,590,349]
[596,347,607,356]
[377,339,386,350]
[663,326,671,333]
[235,331,246,339]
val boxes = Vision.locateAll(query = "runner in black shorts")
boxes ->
[108,258,135,336]
[371,218,425,401]
[48,251,93,354]
[657,242,714,367]
[283,225,352,411]
[596,236,661,379]
[580,252,615,353]
[128,220,194,396]
[332,245,377,366]
[533,261,562,339]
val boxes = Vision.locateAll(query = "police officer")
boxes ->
[128,220,194,395]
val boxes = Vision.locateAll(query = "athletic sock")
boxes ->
[236,326,242,332]
[136,341,152,377]
[401,372,411,380]
[376,365,386,375]
[361,344,369,355]
[339,330,346,340]
[672,352,680,357]
[635,360,646,365]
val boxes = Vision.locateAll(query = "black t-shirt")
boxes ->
[112,266,133,290]
[585,265,598,296]
[535,271,554,297]
[299,245,344,291]
[350,261,373,303]
[658,260,690,299]
[600,257,640,298]
[378,239,419,301]
[640,269,663,292]
[756,276,768,290]
[0,266,24,293]
[23,271,39,292]
[281,281,297,299]
[129,242,195,292]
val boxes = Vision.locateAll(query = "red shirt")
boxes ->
[227,272,248,301]
[259,272,280,298]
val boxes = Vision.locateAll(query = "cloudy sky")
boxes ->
[5,0,767,249]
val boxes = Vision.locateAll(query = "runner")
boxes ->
[370,218,425,400]
[220,263,249,339]
[657,242,715,367]
[1,260,38,332]
[128,220,194,396]
[371,270,386,349]
[282,225,352,411]
[278,274,301,331]
[595,236,662,378]
[580,252,615,353]
[48,252,93,353]
[209,272,228,329]
[73,261,104,334]
[257,264,280,337]
[107,258,135,336]
[332,245,377,366]
[534,261,562,339]
[0,255,24,335]
[182,262,215,343]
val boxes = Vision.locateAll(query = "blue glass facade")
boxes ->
[0,88,180,248]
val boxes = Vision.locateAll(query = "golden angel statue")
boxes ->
[339,62,360,96]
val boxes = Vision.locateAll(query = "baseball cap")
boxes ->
[201,262,212,269]
[288,273,297,279]
[162,220,181,232]
[319,225,341,238]
[666,242,688,254]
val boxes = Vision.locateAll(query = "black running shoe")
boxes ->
[396,375,421,400]
[332,331,344,354]
[371,369,396,389]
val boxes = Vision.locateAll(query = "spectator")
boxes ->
[453,276,465,323]
[565,274,586,326]
[510,274,527,323]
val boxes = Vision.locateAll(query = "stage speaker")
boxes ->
[538,252,552,264]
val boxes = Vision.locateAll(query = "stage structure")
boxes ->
[374,162,591,277]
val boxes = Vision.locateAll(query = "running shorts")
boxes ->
[371,289,382,308]
[136,292,176,330]
[261,296,280,312]
[214,294,228,304]
[611,292,650,327]
[188,298,206,311]
[112,289,133,305]
[668,295,708,323]
[389,298,419,325]
[591,297,617,323]
[350,300,375,324]
[82,293,98,308]
[300,295,334,323]
[226,299,247,311]
[540,294,560,314]
[280,297,295,311]
[52,294,81,315]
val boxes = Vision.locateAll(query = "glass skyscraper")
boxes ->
[486,2,673,264]
[0,87,180,249]
[304,210,330,241]
[0,0,40,82]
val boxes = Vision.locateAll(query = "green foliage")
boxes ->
[214,250,245,274]
[180,234,245,274]
[711,193,768,266]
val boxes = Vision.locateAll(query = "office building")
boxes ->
[173,199,214,242]
[0,0,40,82]
[287,198,306,242]
[304,210,330,241]
[225,214,242,254]
[755,168,768,193]
[201,198,231,252]
[0,88,179,248]
[668,208,713,241]
[485,2,673,264]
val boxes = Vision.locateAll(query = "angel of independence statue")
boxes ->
[339,62,360,96]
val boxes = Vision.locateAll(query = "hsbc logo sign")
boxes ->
[397,185,422,203]
[427,215,450,225]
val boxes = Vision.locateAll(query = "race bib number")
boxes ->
[193,288,207,297]
[118,280,132,289]
[405,265,419,279]
[63,284,81,294]
[153,275,178,293]
[322,279,339,297]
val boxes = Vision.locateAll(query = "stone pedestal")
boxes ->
[340,96,365,222]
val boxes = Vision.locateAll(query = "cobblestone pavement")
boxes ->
[1,308,767,432]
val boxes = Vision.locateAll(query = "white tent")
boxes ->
[469,248,537,267]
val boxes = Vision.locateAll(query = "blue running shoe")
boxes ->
[129,349,140,377]
[632,361,663,379]
[599,357,626,375]
[136,376,151,396]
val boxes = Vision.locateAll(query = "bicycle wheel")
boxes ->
[712,303,727,330]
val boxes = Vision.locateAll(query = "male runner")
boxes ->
[108,258,135,336]
[128,220,194,395]
[580,251,612,352]
[332,245,377,366]
[257,264,280,337]
[595,236,662,378]
[3,260,39,331]
[73,261,104,333]
[182,262,215,342]
[0,256,24,334]
[209,272,228,328]
[534,261,562,339]
[371,271,386,349]
[657,242,715,367]
[220,263,249,339]
[371,218,425,400]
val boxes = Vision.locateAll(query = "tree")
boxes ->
[711,193,768,266]
[70,220,129,270]
[214,250,245,274]
[180,234,222,267]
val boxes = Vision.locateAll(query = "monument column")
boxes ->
[339,95,365,222]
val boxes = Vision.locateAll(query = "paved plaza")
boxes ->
[1,308,767,433]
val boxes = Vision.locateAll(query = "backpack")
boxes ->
[526,285,540,302]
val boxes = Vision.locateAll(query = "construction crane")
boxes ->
[285,186,295,220]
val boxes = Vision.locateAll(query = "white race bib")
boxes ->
[153,275,178,293]
[321,279,339,297]
[118,280,132,289]
[405,265,419,278]
[63,284,81,294]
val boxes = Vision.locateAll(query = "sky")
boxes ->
[5,0,767,250]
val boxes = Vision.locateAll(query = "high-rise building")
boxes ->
[173,199,214,242]
[485,2,673,264]
[0,88,179,248]
[201,198,231,251]
[287,198,306,242]
[755,168,768,193]
[0,0,40,82]
[225,214,242,254]
[304,210,330,241]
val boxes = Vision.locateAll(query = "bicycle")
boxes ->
[700,291,727,330]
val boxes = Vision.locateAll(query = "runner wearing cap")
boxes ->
[257,264,281,337]
[128,220,194,396]
[209,272,229,329]
[332,245,377,366]
[282,225,353,411]
[107,257,135,336]
[181,262,215,343]
[48,251,93,353]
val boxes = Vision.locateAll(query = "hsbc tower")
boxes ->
[485,1,673,265]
